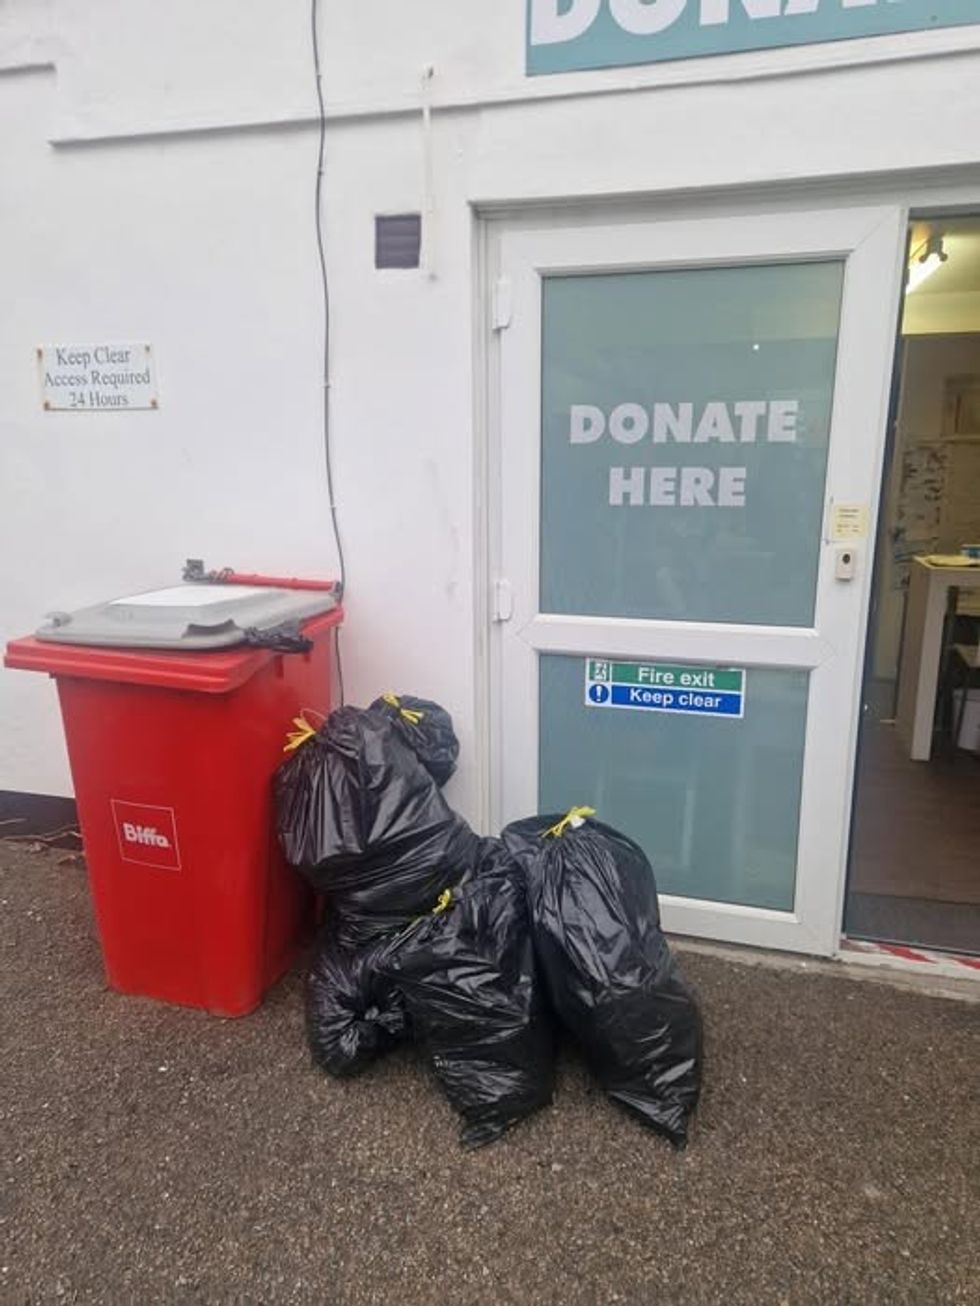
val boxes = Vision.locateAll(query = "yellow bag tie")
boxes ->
[407,887,454,928]
[432,888,453,915]
[283,711,322,753]
[543,806,596,839]
[381,691,425,727]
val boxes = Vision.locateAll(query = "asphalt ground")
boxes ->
[2,844,978,1305]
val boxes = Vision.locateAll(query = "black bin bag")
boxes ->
[502,811,702,1149]
[369,693,460,787]
[275,706,481,949]
[306,927,409,1078]
[379,842,556,1149]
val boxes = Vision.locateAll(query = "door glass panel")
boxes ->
[540,262,845,626]
[539,656,809,911]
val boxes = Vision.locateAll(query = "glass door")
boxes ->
[490,205,906,955]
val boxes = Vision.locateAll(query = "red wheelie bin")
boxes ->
[5,579,343,1016]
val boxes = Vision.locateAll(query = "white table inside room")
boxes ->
[895,556,980,761]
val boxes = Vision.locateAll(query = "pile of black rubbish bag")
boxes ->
[275,694,703,1151]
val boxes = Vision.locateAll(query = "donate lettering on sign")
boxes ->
[527,1,980,75]
[569,397,801,508]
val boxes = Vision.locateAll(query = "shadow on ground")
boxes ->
[2,846,977,1304]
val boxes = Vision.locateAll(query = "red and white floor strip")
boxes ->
[840,937,980,980]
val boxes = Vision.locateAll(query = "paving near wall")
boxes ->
[2,844,978,1305]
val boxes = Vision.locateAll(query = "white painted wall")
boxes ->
[3,1,980,821]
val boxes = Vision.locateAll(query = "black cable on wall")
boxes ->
[312,0,346,704]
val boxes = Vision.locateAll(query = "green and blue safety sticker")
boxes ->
[584,658,745,720]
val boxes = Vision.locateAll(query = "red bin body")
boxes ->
[4,607,342,1017]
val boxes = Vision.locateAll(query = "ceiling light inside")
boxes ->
[905,234,948,294]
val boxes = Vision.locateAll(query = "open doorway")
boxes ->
[847,217,980,956]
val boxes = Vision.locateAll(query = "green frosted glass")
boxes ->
[539,656,809,911]
[540,262,844,626]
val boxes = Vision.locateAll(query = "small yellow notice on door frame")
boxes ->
[829,503,869,543]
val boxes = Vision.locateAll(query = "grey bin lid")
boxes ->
[35,584,338,651]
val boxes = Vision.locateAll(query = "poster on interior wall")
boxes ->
[941,443,980,551]
[38,343,158,412]
[891,443,945,582]
[526,1,980,76]
[942,375,980,437]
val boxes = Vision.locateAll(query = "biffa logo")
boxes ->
[122,823,171,848]
[111,800,182,870]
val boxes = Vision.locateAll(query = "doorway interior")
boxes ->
[847,215,980,956]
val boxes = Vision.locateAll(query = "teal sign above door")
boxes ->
[527,1,980,76]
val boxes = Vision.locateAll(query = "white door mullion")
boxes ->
[524,615,835,670]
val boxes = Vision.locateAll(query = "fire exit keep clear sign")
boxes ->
[585,658,746,718]
[527,2,980,76]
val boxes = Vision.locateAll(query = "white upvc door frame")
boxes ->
[487,202,908,957]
